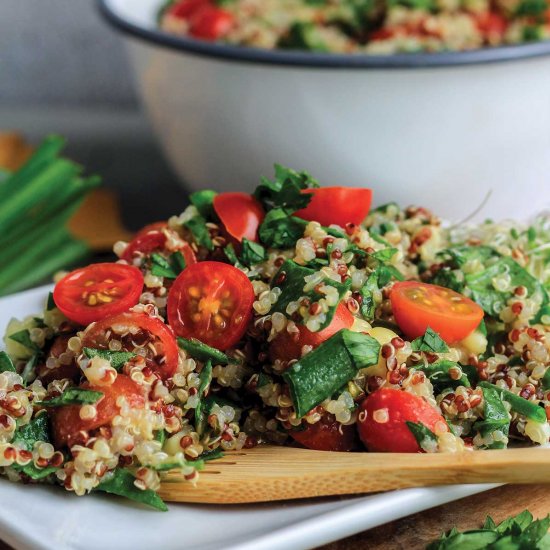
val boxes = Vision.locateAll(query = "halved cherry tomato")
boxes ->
[168,0,208,19]
[390,281,484,343]
[122,223,196,267]
[212,192,265,243]
[269,302,354,363]
[82,312,179,379]
[293,187,373,228]
[51,375,145,448]
[357,388,446,453]
[53,263,144,326]
[189,5,235,40]
[475,12,507,39]
[167,261,254,350]
[290,416,357,452]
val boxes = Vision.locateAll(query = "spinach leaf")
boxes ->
[430,267,465,293]
[0,351,16,373]
[370,248,398,263]
[417,360,470,392]
[271,260,350,331]
[83,347,136,371]
[21,354,39,383]
[36,387,104,407]
[406,421,438,450]
[240,239,266,266]
[189,189,217,219]
[96,468,168,511]
[196,447,225,462]
[439,245,499,269]
[474,386,510,449]
[411,327,449,354]
[177,337,234,365]
[360,264,403,321]
[258,208,306,248]
[224,243,241,266]
[46,292,57,311]
[184,214,213,251]
[254,164,318,212]
[195,360,213,434]
[9,329,39,352]
[150,251,187,279]
[283,329,380,417]
[279,21,330,51]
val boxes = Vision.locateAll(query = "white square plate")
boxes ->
[0,286,497,550]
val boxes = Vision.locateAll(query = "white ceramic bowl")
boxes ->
[99,0,550,221]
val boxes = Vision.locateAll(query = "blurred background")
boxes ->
[0,0,185,230]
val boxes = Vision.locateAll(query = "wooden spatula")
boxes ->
[159,445,550,504]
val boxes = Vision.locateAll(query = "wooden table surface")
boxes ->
[1,484,548,550]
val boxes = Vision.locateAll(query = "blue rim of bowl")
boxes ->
[98,0,550,69]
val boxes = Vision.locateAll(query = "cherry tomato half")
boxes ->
[290,416,357,452]
[390,281,484,343]
[357,388,446,453]
[167,261,254,350]
[168,0,208,19]
[53,263,144,326]
[475,12,507,39]
[82,312,179,379]
[293,187,373,228]
[189,5,235,40]
[122,223,196,267]
[213,192,265,243]
[269,302,354,363]
[51,375,145,448]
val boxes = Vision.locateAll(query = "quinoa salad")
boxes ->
[1,163,550,511]
[158,0,550,55]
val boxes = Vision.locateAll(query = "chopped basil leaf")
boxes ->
[479,382,547,423]
[370,248,398,263]
[83,347,136,371]
[177,337,233,364]
[195,360,213,434]
[96,468,168,511]
[184,214,213,251]
[406,421,438,450]
[21,353,39,384]
[197,447,225,462]
[150,251,186,279]
[0,351,16,373]
[271,259,351,331]
[465,256,549,321]
[240,239,266,266]
[283,329,380,417]
[417,360,470,392]
[253,164,318,211]
[224,243,240,265]
[411,327,449,354]
[360,264,403,321]
[9,329,39,352]
[439,245,499,269]
[36,387,104,407]
[153,456,203,472]
[258,208,306,249]
[279,21,329,51]
[154,429,167,446]
[46,292,57,311]
[474,386,510,449]
[542,368,550,392]
[189,189,217,219]
[12,414,59,479]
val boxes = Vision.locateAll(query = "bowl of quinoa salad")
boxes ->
[1,164,549,510]
[98,0,550,222]
[157,0,550,55]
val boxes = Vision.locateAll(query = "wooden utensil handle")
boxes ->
[159,446,550,504]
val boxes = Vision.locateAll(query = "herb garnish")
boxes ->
[83,347,136,371]
[36,387,104,407]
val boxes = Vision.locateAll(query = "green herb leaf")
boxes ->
[417,360,470,392]
[224,243,240,265]
[177,337,234,365]
[240,239,266,266]
[479,382,547,423]
[411,327,449,354]
[83,347,136,371]
[21,353,39,384]
[370,248,398,263]
[46,292,57,311]
[283,329,380,417]
[360,264,403,321]
[36,387,104,407]
[150,251,187,279]
[9,329,39,352]
[253,164,318,211]
[154,429,167,446]
[271,259,351,331]
[197,447,225,462]
[474,386,510,449]
[184,214,213,251]
[406,421,438,450]
[96,468,168,511]
[258,208,306,248]
[0,351,16,373]
[278,21,329,51]
[189,189,217,219]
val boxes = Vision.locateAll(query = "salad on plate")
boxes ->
[1,162,549,510]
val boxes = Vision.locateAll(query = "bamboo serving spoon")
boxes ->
[159,446,550,504]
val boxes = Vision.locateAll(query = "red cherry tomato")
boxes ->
[122,224,196,267]
[37,335,80,385]
[475,12,507,39]
[293,187,373,228]
[53,263,144,326]
[357,388,446,453]
[269,302,354,363]
[189,6,234,40]
[167,261,254,350]
[51,375,145,448]
[168,0,208,19]
[390,281,484,344]
[82,312,179,379]
[213,192,265,243]
[290,416,357,451]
